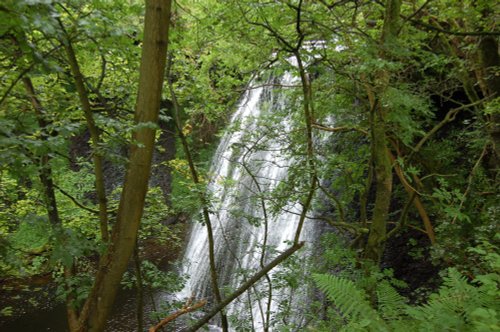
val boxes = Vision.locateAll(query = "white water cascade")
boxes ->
[176,73,318,331]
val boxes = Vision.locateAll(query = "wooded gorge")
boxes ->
[0,0,499,331]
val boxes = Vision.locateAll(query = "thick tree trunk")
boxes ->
[75,1,172,331]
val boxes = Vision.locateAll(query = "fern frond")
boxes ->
[376,280,407,321]
[313,273,388,331]
[407,268,500,330]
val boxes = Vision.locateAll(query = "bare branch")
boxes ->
[149,299,207,332]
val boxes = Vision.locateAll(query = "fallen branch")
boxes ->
[186,241,305,332]
[149,298,207,332]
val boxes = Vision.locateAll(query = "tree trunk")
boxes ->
[364,0,401,263]
[75,1,172,331]
[10,34,60,227]
[364,106,393,262]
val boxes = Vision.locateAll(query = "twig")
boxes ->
[148,299,207,332]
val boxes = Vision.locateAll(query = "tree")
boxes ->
[75,1,172,331]
[363,0,401,263]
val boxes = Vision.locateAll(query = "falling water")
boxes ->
[176,72,317,330]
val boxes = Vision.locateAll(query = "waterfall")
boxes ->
[176,72,317,330]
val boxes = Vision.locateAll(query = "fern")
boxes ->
[407,268,500,331]
[376,280,407,321]
[312,273,389,331]
[312,268,499,331]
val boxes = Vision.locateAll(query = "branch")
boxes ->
[166,55,229,331]
[314,216,367,235]
[235,83,301,92]
[386,192,416,239]
[149,299,207,332]
[56,14,110,242]
[451,142,489,224]
[317,182,346,223]
[186,241,305,332]
[53,184,100,214]
[0,65,34,108]
[294,0,304,47]
[87,35,107,92]
[0,26,62,108]
[389,152,436,244]
[412,98,487,154]
[399,0,432,32]
[409,18,500,36]
[248,19,296,52]
[312,123,368,135]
